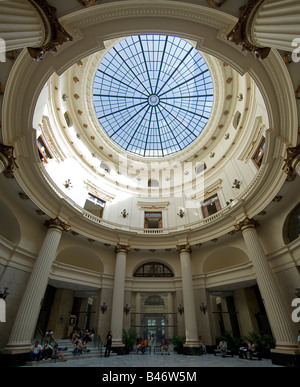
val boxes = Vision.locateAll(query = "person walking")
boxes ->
[104,330,112,357]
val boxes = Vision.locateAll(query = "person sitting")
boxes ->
[218,339,228,358]
[239,340,248,359]
[136,343,142,354]
[72,340,83,356]
[30,341,43,362]
[199,336,207,354]
[247,340,256,359]
[141,337,148,354]
[42,340,54,360]
[45,329,53,338]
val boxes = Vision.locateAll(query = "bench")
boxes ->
[214,348,234,357]
[248,351,262,360]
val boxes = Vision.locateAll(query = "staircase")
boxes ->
[25,337,112,366]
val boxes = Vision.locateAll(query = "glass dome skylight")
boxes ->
[93,35,214,157]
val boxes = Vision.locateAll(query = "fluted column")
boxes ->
[235,218,298,354]
[111,244,130,348]
[0,0,50,52]
[176,244,199,352]
[248,0,300,52]
[5,217,70,353]
[135,292,141,338]
[167,292,174,340]
[0,0,72,61]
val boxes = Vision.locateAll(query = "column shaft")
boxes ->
[241,225,296,351]
[249,0,300,51]
[178,247,199,347]
[6,224,63,352]
[110,246,128,347]
[0,0,48,53]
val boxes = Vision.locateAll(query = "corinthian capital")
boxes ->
[0,143,18,178]
[44,217,71,232]
[227,0,270,60]
[234,217,259,232]
[283,143,300,178]
[27,0,73,61]
[176,244,192,254]
[115,244,131,254]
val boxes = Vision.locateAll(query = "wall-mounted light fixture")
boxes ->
[0,287,9,300]
[121,209,129,218]
[177,209,185,218]
[100,302,107,314]
[124,304,130,315]
[232,179,241,189]
[63,179,72,189]
[177,304,184,315]
[200,302,208,314]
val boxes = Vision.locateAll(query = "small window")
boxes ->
[202,194,221,218]
[64,111,73,127]
[37,136,52,164]
[253,137,265,168]
[148,179,159,187]
[144,212,162,228]
[84,193,105,218]
[100,162,110,173]
[196,162,207,175]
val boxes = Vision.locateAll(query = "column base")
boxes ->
[0,352,29,367]
[183,342,201,356]
[271,347,300,367]
[111,345,126,355]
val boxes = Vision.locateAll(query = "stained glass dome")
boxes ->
[93,35,214,157]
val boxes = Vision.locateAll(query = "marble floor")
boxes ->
[23,352,283,368]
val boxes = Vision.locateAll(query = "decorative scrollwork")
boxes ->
[283,143,300,178]
[27,0,73,61]
[77,0,97,7]
[227,0,270,61]
[207,0,227,8]
[0,143,18,179]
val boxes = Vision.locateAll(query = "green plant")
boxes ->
[244,332,276,358]
[122,329,137,354]
[173,336,186,354]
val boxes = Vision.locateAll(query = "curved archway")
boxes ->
[203,246,249,273]
[0,199,21,245]
[283,202,300,244]
[55,246,104,272]
[133,261,174,277]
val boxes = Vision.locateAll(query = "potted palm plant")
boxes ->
[122,329,137,354]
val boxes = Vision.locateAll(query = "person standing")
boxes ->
[104,330,112,357]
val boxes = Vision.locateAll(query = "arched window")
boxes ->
[134,262,174,277]
[283,203,300,244]
[144,295,165,305]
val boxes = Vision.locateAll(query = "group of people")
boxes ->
[217,338,257,359]
[70,328,94,344]
[30,338,67,362]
